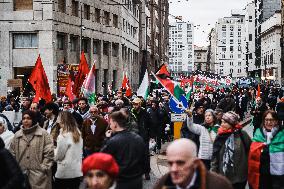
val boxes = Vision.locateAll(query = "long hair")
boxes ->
[58,111,81,143]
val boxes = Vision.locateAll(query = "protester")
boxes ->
[30,102,45,127]
[250,97,268,134]
[43,102,60,146]
[217,94,236,113]
[276,97,284,125]
[211,111,251,189]
[82,106,108,157]
[54,111,83,189]
[9,110,54,189]
[153,138,233,189]
[248,110,284,189]
[76,97,91,120]
[101,110,145,189]
[81,152,119,189]
[63,100,84,128]
[186,109,219,170]
[0,117,14,148]
[0,137,25,188]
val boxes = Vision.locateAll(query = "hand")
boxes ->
[105,130,112,138]
[185,109,192,117]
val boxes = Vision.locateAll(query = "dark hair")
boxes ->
[262,110,279,126]
[78,97,88,104]
[22,110,38,126]
[42,102,59,116]
[109,111,128,128]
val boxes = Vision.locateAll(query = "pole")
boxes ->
[145,16,148,71]
[79,0,82,54]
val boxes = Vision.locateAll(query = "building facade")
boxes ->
[245,2,256,76]
[0,0,166,96]
[214,11,247,78]
[260,12,281,82]
[168,21,194,78]
[207,28,217,72]
[194,46,208,72]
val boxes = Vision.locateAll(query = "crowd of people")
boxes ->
[0,83,284,189]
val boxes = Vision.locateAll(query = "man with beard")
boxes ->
[82,106,108,157]
[131,98,151,180]
[63,100,83,129]
[76,97,90,120]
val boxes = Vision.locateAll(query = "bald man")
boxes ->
[154,139,233,189]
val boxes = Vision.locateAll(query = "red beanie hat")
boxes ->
[82,153,119,177]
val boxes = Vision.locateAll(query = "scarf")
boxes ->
[206,124,219,133]
[217,124,242,174]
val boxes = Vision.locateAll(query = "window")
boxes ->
[70,35,78,51]
[230,62,233,66]
[249,34,252,41]
[238,54,241,58]
[58,0,66,13]
[93,40,100,54]
[230,54,233,58]
[82,38,89,53]
[84,4,90,20]
[220,69,223,74]
[95,8,101,23]
[113,14,118,28]
[57,34,65,50]
[104,11,110,25]
[238,46,241,51]
[222,25,226,31]
[230,69,233,73]
[103,42,109,55]
[230,31,234,37]
[249,16,252,22]
[230,39,234,44]
[222,47,226,52]
[222,54,225,59]
[238,62,241,66]
[230,26,234,31]
[112,43,119,57]
[14,0,33,11]
[238,69,241,73]
[230,46,233,51]
[13,33,38,48]
[71,0,79,16]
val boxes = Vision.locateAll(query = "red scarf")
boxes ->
[218,124,243,135]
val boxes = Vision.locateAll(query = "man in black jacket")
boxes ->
[101,110,145,189]
[250,97,268,134]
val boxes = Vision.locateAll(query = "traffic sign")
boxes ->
[171,113,187,122]
[169,95,188,114]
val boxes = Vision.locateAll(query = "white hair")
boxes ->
[167,138,197,158]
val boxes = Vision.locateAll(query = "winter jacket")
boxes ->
[0,138,25,189]
[101,130,145,182]
[131,107,150,141]
[211,130,251,184]
[43,118,60,146]
[153,159,233,189]
[276,102,284,121]
[0,130,14,148]
[54,130,83,179]
[187,116,219,160]
[217,98,236,113]
[9,124,54,189]
[250,102,268,130]
[81,116,108,153]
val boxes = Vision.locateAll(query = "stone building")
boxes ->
[194,46,208,72]
[0,0,141,95]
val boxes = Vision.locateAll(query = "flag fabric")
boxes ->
[121,73,132,97]
[82,63,96,105]
[29,55,52,103]
[73,52,89,97]
[137,70,149,99]
[156,64,170,77]
[154,67,185,101]
[257,84,261,98]
[65,76,75,101]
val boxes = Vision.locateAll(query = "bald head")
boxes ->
[167,138,197,158]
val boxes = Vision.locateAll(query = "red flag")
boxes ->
[257,84,261,98]
[73,52,89,97]
[121,73,132,97]
[65,76,75,101]
[29,55,52,103]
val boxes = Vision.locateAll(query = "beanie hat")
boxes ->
[82,153,119,177]
[222,111,240,126]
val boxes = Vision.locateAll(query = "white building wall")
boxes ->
[169,21,194,77]
[260,13,281,82]
[244,2,256,73]
[214,12,247,78]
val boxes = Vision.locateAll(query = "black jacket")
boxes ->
[0,138,25,189]
[101,130,145,182]
[131,108,150,141]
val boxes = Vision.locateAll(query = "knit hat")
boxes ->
[222,111,240,126]
[82,153,119,177]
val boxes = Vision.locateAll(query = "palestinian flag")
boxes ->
[137,70,149,99]
[248,128,284,189]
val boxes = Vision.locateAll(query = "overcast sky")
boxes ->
[169,0,253,47]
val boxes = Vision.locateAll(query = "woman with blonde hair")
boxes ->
[54,111,83,189]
